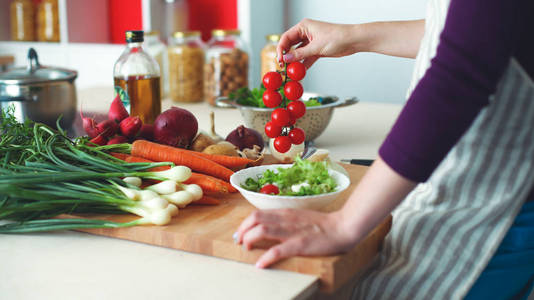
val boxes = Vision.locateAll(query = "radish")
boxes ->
[96,120,119,138]
[107,135,129,145]
[89,134,107,146]
[80,109,100,139]
[108,94,129,123]
[120,116,143,138]
[154,107,198,149]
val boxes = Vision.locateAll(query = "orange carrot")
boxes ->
[184,172,238,194]
[124,155,171,172]
[186,152,253,169]
[192,195,221,205]
[110,152,130,161]
[131,140,234,181]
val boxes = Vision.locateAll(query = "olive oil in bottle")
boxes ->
[113,31,161,124]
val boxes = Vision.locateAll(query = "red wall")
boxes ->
[188,0,238,42]
[109,0,143,44]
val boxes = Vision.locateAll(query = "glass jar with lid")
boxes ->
[144,31,168,98]
[36,0,60,42]
[261,34,283,78]
[204,29,249,106]
[10,0,35,41]
[168,31,205,103]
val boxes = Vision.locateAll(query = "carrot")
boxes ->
[110,152,130,161]
[124,155,171,172]
[185,172,238,194]
[192,195,221,205]
[131,140,234,181]
[186,152,253,169]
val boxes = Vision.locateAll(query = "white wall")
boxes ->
[287,0,427,103]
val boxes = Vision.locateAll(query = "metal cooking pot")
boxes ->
[0,48,78,129]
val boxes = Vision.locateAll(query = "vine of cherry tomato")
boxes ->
[261,61,307,153]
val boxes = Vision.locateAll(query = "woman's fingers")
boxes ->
[277,20,310,63]
[302,56,319,69]
[255,237,305,268]
[235,210,285,244]
[242,223,291,250]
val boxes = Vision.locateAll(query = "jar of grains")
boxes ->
[10,0,35,41]
[36,0,60,42]
[261,34,283,78]
[168,31,205,102]
[204,29,249,106]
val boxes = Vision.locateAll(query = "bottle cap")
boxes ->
[212,29,241,37]
[125,30,144,43]
[173,31,201,38]
[265,34,281,42]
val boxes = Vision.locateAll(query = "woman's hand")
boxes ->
[278,19,426,68]
[277,19,364,68]
[234,209,355,268]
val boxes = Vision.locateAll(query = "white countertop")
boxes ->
[0,87,402,300]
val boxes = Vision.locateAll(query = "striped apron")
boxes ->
[352,0,534,298]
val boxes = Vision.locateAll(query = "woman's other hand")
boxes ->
[235,209,354,268]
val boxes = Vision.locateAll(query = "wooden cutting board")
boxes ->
[68,163,391,293]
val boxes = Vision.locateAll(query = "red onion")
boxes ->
[154,107,198,148]
[119,116,142,138]
[96,120,119,138]
[108,94,129,123]
[226,125,264,151]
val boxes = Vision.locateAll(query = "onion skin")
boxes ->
[138,124,155,141]
[226,125,264,151]
[108,94,129,123]
[154,107,198,149]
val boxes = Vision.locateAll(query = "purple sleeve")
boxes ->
[378,0,531,182]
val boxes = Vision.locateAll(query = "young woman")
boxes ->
[235,0,534,298]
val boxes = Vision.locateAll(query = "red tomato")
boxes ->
[288,127,305,145]
[286,62,306,81]
[259,184,280,195]
[287,100,306,119]
[265,121,282,138]
[288,115,296,126]
[262,90,282,108]
[262,71,283,90]
[271,108,290,127]
[273,135,292,153]
[284,81,303,101]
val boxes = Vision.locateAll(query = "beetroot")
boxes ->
[154,107,198,148]
[226,125,264,151]
[120,116,142,138]
[108,95,129,123]
[96,120,119,138]
[107,135,129,145]
[138,124,154,141]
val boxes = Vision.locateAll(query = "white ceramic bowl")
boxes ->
[230,164,351,211]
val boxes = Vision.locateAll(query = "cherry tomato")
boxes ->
[286,62,306,81]
[271,108,290,127]
[265,121,282,138]
[273,135,292,153]
[288,115,296,126]
[289,127,306,145]
[262,90,282,108]
[262,71,283,90]
[287,100,306,119]
[259,184,280,195]
[284,81,303,101]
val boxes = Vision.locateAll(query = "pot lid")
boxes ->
[0,48,77,85]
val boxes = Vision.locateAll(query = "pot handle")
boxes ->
[215,97,238,109]
[334,96,359,108]
[27,48,41,74]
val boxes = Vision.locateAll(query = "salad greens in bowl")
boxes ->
[230,158,351,211]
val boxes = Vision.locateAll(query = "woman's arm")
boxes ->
[277,19,425,68]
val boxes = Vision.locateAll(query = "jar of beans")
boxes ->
[168,31,205,102]
[204,29,249,106]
